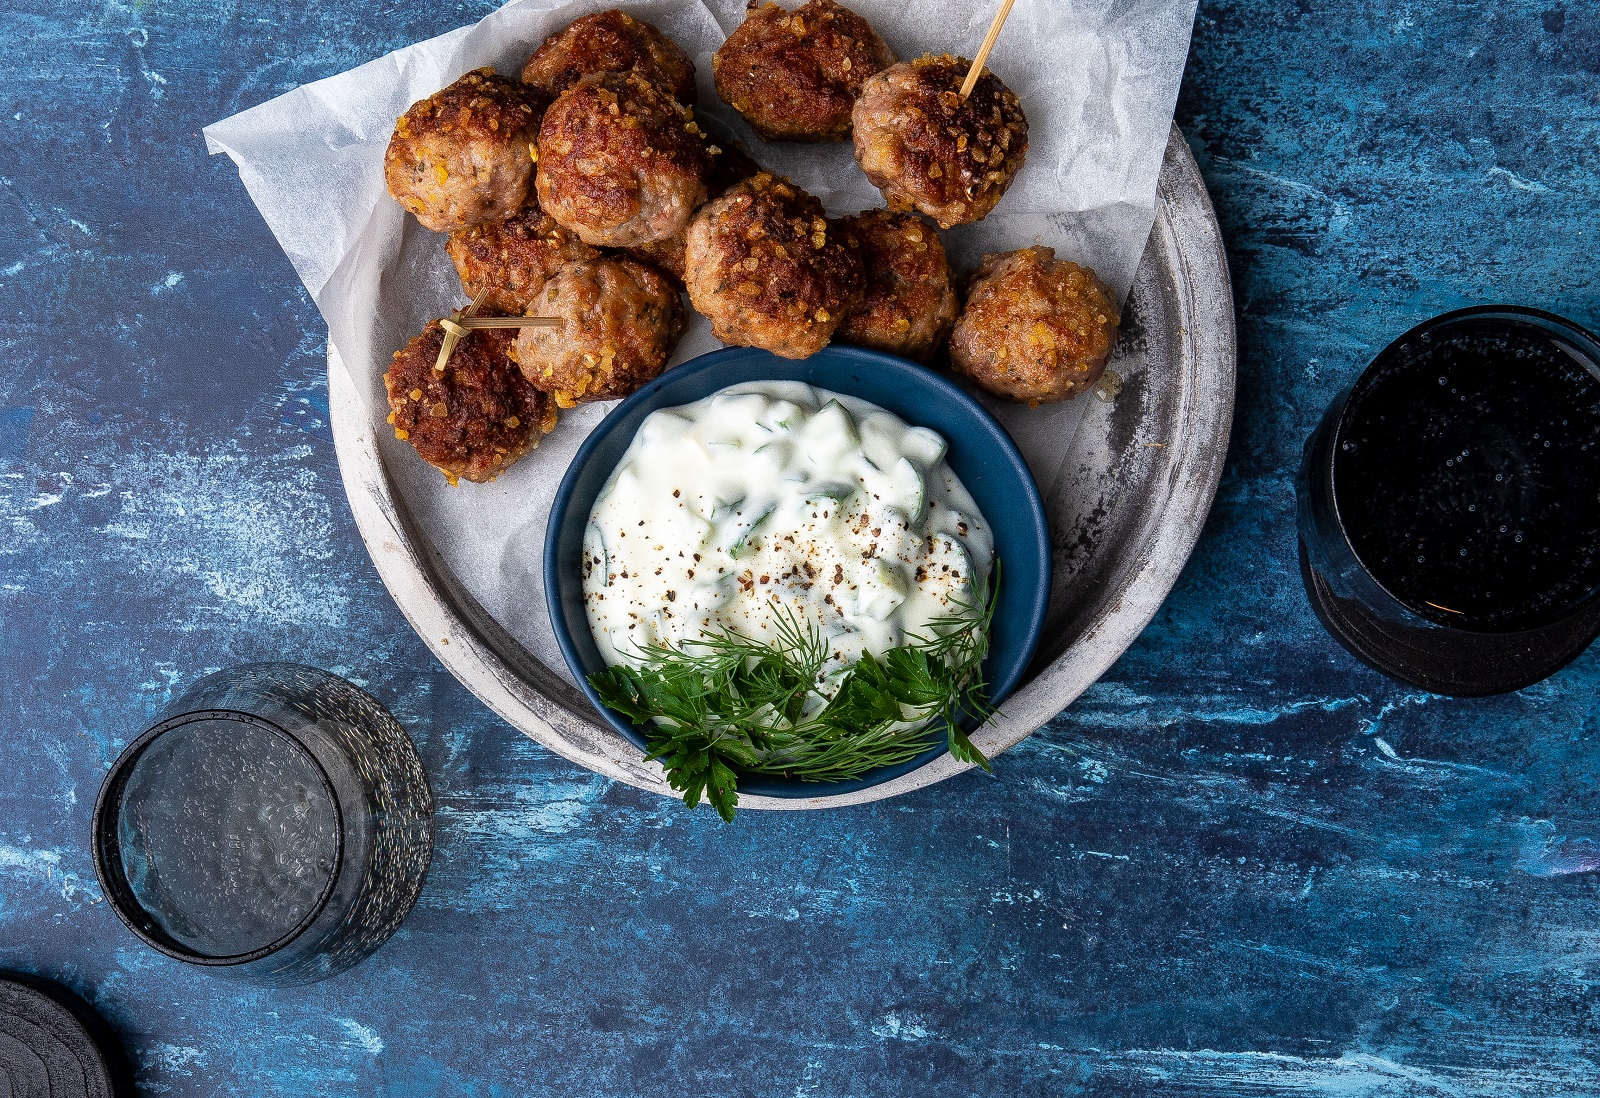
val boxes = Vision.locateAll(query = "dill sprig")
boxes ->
[588,569,999,822]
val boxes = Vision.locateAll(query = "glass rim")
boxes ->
[90,708,347,968]
[1327,303,1600,635]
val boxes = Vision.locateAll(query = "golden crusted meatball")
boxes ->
[836,209,958,363]
[522,9,698,104]
[948,247,1119,405]
[535,72,710,247]
[446,200,599,314]
[615,139,763,288]
[385,322,558,484]
[684,172,865,359]
[510,258,687,407]
[712,0,895,142]
[385,69,547,233]
[853,54,1028,228]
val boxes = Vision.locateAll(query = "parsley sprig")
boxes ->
[588,570,998,821]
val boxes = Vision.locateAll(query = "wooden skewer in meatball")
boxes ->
[853,53,1027,228]
[712,0,895,142]
[510,258,687,407]
[385,69,548,233]
[836,209,958,364]
[385,323,558,485]
[446,198,599,314]
[948,247,1119,406]
[684,172,864,360]
[536,71,710,247]
[522,9,698,105]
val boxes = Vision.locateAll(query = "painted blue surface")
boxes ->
[1,1,1598,1094]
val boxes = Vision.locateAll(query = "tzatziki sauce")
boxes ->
[583,382,995,684]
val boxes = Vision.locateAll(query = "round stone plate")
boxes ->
[328,125,1236,810]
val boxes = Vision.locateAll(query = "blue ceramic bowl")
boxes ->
[545,346,1050,798]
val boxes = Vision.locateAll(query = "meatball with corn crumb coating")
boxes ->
[385,69,548,233]
[853,54,1027,228]
[510,258,687,407]
[712,0,895,142]
[522,9,698,104]
[948,247,1119,405]
[446,200,599,314]
[385,323,557,484]
[684,172,864,359]
[836,209,958,363]
[536,72,710,247]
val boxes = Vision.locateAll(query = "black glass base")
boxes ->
[0,973,128,1096]
[1300,540,1600,697]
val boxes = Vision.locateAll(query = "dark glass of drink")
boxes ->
[1298,305,1600,695]
[92,664,432,985]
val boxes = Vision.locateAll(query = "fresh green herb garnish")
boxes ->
[588,570,999,822]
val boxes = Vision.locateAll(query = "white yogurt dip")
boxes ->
[583,382,995,684]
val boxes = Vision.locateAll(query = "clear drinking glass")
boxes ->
[92,664,433,985]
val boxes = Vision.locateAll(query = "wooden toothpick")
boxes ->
[434,287,490,373]
[432,286,561,373]
[960,0,1017,99]
[455,316,564,330]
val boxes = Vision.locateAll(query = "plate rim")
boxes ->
[327,123,1237,810]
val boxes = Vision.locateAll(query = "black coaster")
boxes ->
[1300,540,1600,697]
[0,976,124,1098]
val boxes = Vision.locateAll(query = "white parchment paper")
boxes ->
[205,0,1197,682]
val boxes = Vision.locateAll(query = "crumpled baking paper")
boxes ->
[205,0,1197,685]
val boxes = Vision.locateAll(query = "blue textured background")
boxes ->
[3,1,1599,1094]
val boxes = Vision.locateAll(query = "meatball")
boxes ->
[385,322,557,484]
[712,0,895,142]
[948,247,1119,405]
[510,259,687,407]
[853,54,1028,228]
[522,9,698,104]
[446,200,599,314]
[836,210,958,363]
[535,72,709,247]
[616,139,763,288]
[385,69,547,233]
[685,172,865,359]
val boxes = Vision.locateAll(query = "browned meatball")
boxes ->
[535,72,709,247]
[510,259,687,407]
[685,172,865,359]
[446,201,599,314]
[948,247,1119,405]
[836,210,958,363]
[385,322,557,484]
[712,0,895,142]
[385,69,547,233]
[521,9,698,104]
[853,54,1028,228]
[615,139,763,288]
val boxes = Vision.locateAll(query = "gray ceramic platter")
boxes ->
[328,124,1236,809]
